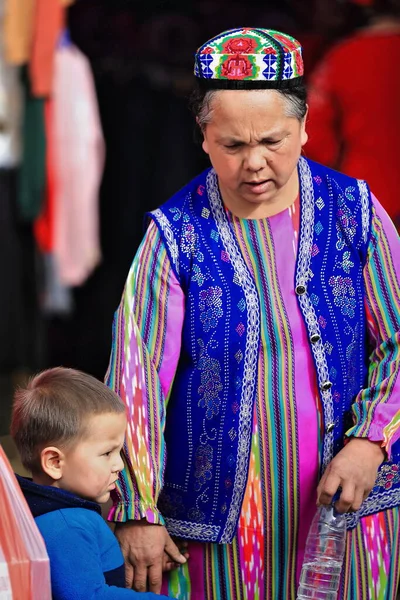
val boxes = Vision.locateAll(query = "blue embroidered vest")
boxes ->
[149,157,400,543]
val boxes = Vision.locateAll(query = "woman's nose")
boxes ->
[244,147,267,172]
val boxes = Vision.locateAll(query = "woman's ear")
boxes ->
[202,130,209,155]
[301,105,309,147]
[40,446,65,480]
[195,116,207,150]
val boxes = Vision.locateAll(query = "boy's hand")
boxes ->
[115,520,187,593]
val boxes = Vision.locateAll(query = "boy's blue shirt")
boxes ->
[17,475,171,600]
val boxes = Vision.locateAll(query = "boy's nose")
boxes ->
[114,453,124,473]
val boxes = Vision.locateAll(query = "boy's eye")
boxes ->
[103,451,112,457]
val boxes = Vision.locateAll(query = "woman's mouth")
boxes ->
[244,180,272,194]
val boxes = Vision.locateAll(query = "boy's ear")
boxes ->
[40,446,65,480]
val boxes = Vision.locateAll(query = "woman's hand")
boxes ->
[317,438,385,513]
[162,538,189,572]
[115,520,187,593]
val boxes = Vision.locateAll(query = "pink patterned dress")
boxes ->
[107,195,400,599]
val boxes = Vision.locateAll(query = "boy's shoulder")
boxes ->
[17,477,127,591]
[36,506,115,547]
[36,507,125,585]
[37,505,102,526]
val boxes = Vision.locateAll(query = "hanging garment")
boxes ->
[29,0,65,97]
[17,68,46,221]
[51,42,104,286]
[3,0,35,65]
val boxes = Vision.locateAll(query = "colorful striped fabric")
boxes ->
[346,204,400,457]
[107,196,400,599]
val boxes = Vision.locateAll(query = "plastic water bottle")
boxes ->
[297,505,346,599]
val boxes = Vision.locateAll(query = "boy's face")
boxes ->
[58,412,126,504]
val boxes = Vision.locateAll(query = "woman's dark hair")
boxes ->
[189,81,307,141]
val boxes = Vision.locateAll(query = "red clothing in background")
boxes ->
[306,32,400,226]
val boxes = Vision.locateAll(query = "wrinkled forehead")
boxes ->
[205,89,290,118]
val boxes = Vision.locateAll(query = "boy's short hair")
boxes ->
[11,367,126,473]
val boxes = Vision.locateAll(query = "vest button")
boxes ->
[321,380,333,391]
[326,422,335,433]
[310,333,321,344]
[295,284,307,296]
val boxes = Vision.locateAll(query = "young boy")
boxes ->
[11,367,172,599]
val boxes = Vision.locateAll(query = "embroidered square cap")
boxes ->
[194,27,304,89]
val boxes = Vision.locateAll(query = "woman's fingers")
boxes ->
[351,488,365,513]
[124,561,134,589]
[132,564,149,593]
[334,482,355,514]
[317,467,341,506]
[317,439,383,514]
[147,563,163,594]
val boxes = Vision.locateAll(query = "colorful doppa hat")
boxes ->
[194,28,304,89]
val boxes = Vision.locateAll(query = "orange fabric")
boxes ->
[29,0,65,96]
[34,100,55,253]
[3,0,35,65]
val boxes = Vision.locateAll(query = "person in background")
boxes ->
[11,367,175,599]
[107,28,400,600]
[306,0,400,229]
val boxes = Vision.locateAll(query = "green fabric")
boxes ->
[18,69,46,221]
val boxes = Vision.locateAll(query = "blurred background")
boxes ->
[1,0,400,468]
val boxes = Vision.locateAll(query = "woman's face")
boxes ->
[202,89,308,213]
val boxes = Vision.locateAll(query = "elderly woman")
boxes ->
[106,28,400,600]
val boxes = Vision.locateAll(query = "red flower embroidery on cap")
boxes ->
[222,37,255,55]
[221,56,253,79]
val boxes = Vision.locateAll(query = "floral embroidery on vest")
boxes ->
[328,276,357,318]
[181,214,204,262]
[197,337,223,420]
[199,287,223,332]
[376,464,400,490]
[336,186,358,250]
